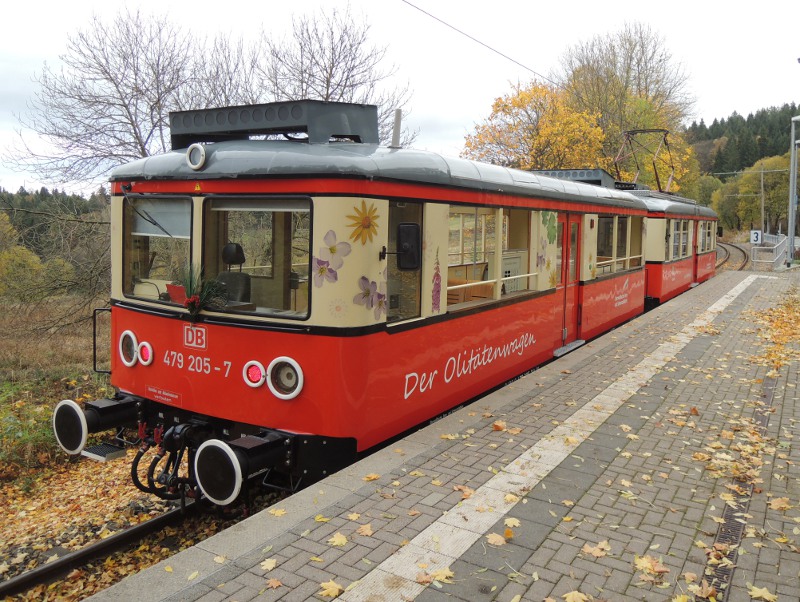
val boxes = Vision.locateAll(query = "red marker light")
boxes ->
[242,360,266,387]
[138,342,154,366]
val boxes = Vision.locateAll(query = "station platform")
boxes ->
[90,269,800,602]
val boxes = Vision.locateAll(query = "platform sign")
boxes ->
[750,230,762,245]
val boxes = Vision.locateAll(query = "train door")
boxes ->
[556,213,581,354]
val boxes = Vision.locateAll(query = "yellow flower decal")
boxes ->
[347,200,380,245]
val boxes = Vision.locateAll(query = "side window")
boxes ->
[672,220,681,260]
[501,208,533,295]
[447,206,497,306]
[122,196,191,301]
[202,197,311,318]
[595,215,642,274]
[597,217,614,275]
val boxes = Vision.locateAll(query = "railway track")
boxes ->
[0,504,194,598]
[717,241,749,271]
[0,488,283,599]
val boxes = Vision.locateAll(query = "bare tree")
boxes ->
[7,7,415,190]
[6,9,195,186]
[180,35,265,109]
[260,6,415,145]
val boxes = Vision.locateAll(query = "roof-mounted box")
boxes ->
[169,100,379,149]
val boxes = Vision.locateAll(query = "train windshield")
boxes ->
[202,197,311,318]
[122,196,192,299]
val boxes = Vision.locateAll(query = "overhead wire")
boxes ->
[398,0,560,87]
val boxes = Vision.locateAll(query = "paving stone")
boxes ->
[85,271,800,602]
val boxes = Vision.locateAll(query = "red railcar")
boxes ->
[632,191,718,304]
[53,101,716,506]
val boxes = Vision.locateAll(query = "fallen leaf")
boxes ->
[266,578,282,589]
[260,558,277,571]
[454,484,475,499]
[748,584,778,601]
[328,532,348,546]
[562,591,589,602]
[356,523,373,537]
[504,518,521,528]
[493,420,507,431]
[581,540,611,558]
[213,555,226,564]
[504,493,520,503]
[363,473,380,482]
[429,567,454,583]
[486,533,506,546]
[319,579,345,598]
[315,514,331,522]
[768,497,792,511]
[347,513,361,520]
[187,570,199,581]
[268,508,287,517]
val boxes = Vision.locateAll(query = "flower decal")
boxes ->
[431,249,442,314]
[313,257,337,288]
[353,274,387,320]
[320,230,351,270]
[347,200,380,245]
[353,276,377,308]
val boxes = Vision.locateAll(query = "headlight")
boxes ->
[267,357,303,400]
[119,330,138,367]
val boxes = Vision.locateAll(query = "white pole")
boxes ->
[788,116,800,266]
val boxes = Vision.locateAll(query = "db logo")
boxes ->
[184,324,207,349]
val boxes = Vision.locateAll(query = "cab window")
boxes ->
[203,197,311,318]
[122,196,191,300]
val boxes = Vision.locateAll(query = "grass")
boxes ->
[0,296,111,480]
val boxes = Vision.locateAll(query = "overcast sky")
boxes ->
[1,0,798,194]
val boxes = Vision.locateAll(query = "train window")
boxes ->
[594,215,643,274]
[569,221,579,281]
[615,217,628,270]
[681,220,690,257]
[700,222,715,253]
[596,217,614,275]
[555,221,564,285]
[500,208,533,295]
[447,206,497,306]
[672,220,682,260]
[629,217,643,266]
[203,198,311,318]
[446,206,536,307]
[122,196,192,301]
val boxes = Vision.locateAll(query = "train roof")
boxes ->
[630,190,717,219]
[112,140,651,212]
[534,168,717,220]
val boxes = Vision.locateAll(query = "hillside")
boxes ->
[686,102,798,176]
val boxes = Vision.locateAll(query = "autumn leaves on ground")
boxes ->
[1,288,799,601]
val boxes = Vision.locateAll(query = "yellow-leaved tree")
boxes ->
[461,82,606,171]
